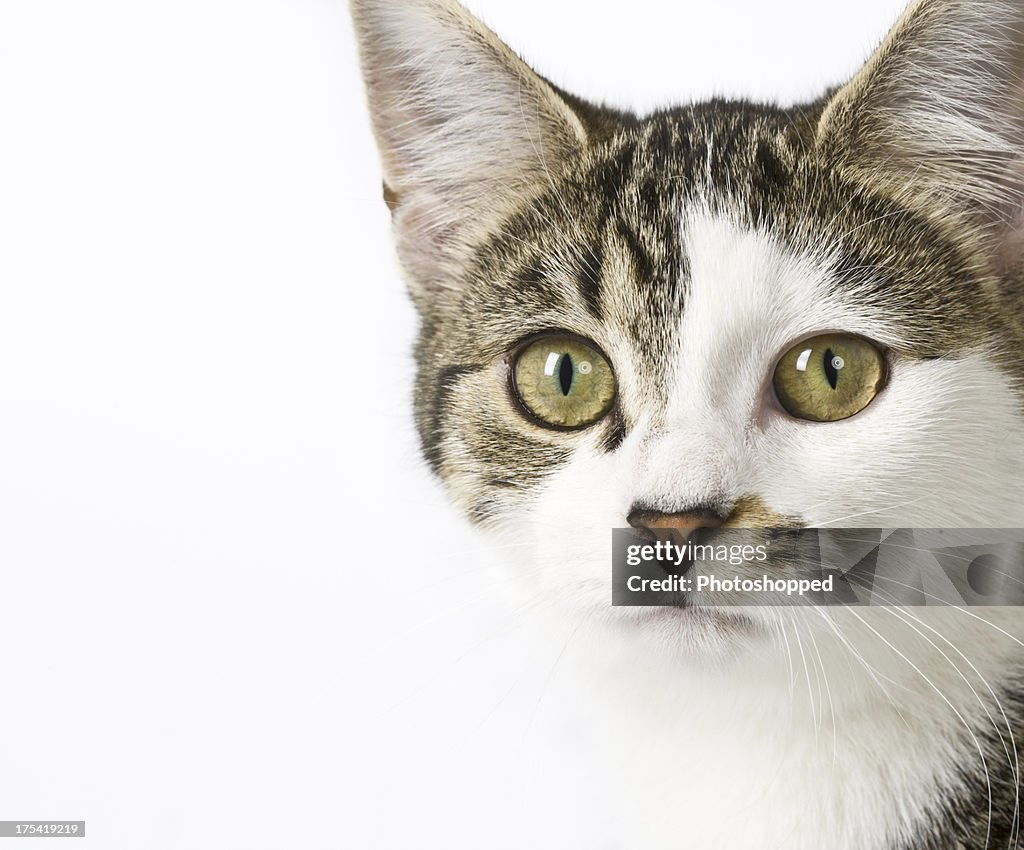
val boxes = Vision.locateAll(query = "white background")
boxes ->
[0,1,907,847]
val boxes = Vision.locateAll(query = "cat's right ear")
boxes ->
[349,0,588,301]
[817,0,1024,272]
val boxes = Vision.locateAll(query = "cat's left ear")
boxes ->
[350,0,588,300]
[817,0,1024,270]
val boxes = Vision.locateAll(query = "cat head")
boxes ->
[351,0,1024,656]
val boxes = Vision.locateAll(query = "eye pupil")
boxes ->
[558,353,574,396]
[824,348,839,389]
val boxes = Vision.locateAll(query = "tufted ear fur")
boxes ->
[349,0,588,302]
[817,0,1024,277]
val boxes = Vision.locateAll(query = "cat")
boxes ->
[349,0,1024,847]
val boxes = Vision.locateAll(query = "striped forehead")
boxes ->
[468,105,997,398]
[469,138,687,356]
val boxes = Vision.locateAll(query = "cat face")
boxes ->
[351,0,1024,654]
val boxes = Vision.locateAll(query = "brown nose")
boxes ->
[627,507,724,539]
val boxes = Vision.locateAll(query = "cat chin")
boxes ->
[572,601,771,665]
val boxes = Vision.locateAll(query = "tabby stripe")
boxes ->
[575,241,605,320]
[615,220,655,285]
[423,363,485,472]
[600,408,627,453]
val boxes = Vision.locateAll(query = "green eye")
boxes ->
[773,333,887,422]
[512,335,616,429]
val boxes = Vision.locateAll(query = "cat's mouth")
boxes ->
[614,526,813,641]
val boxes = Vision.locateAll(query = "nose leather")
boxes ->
[627,508,724,538]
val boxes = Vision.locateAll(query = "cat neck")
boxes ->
[564,609,1022,850]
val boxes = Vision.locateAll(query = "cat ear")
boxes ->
[350,0,588,297]
[817,0,1024,269]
